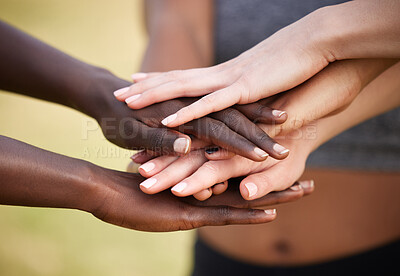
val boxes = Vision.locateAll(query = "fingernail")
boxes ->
[113,87,129,97]
[245,182,258,198]
[273,143,289,155]
[139,162,155,173]
[173,137,190,154]
[140,178,157,189]
[205,147,220,154]
[272,110,286,118]
[131,72,148,80]
[265,209,276,215]
[172,182,187,193]
[131,153,140,162]
[254,147,269,158]
[125,94,141,104]
[290,183,302,191]
[161,113,177,126]
[298,180,314,189]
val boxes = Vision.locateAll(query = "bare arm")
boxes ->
[140,0,214,72]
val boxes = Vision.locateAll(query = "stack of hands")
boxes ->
[1,0,399,233]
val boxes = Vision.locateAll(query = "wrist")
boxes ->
[72,160,108,213]
[69,66,131,121]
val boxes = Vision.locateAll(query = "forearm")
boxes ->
[0,20,128,120]
[141,0,214,71]
[0,135,96,212]
[312,61,400,151]
[315,0,400,60]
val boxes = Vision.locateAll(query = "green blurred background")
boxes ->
[0,0,194,275]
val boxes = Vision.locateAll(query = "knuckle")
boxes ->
[255,131,273,144]
[148,128,168,152]
[219,108,241,125]
[179,206,203,230]
[200,94,216,107]
[202,161,220,175]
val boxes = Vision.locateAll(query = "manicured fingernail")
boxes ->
[299,180,314,189]
[173,137,190,154]
[140,178,157,189]
[139,162,155,173]
[272,110,286,118]
[131,72,148,80]
[131,153,140,162]
[172,182,187,193]
[113,87,129,97]
[205,147,220,154]
[265,209,276,215]
[254,147,269,158]
[290,183,302,191]
[273,143,289,155]
[161,113,177,126]
[125,94,141,104]
[245,183,258,198]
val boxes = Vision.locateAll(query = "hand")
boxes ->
[112,10,330,127]
[107,78,290,160]
[136,130,314,201]
[236,59,397,138]
[87,165,313,232]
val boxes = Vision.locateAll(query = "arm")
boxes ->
[116,0,400,126]
[320,0,400,60]
[0,20,288,159]
[140,0,214,72]
[137,60,400,200]
[1,134,317,231]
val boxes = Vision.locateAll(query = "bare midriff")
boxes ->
[199,168,400,266]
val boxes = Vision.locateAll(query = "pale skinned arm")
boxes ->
[115,0,400,127]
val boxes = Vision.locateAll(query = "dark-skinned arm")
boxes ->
[0,20,288,160]
[0,135,314,232]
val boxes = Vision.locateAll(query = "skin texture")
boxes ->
[0,20,316,231]
[139,60,400,201]
[136,0,400,201]
[0,135,317,232]
[115,0,400,128]
[138,0,400,265]
[0,20,286,160]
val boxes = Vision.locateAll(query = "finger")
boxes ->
[211,181,228,195]
[131,72,161,82]
[249,182,305,208]
[180,206,277,229]
[138,155,179,178]
[235,103,288,124]
[205,147,236,160]
[190,137,211,151]
[193,188,213,201]
[161,82,243,127]
[170,158,244,197]
[189,179,308,208]
[125,72,229,110]
[298,179,315,196]
[187,117,269,161]
[139,150,207,194]
[211,108,290,159]
[135,125,192,155]
[240,161,300,200]
[116,67,215,102]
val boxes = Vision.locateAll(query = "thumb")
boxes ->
[180,205,277,229]
[138,126,192,155]
[240,161,304,200]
